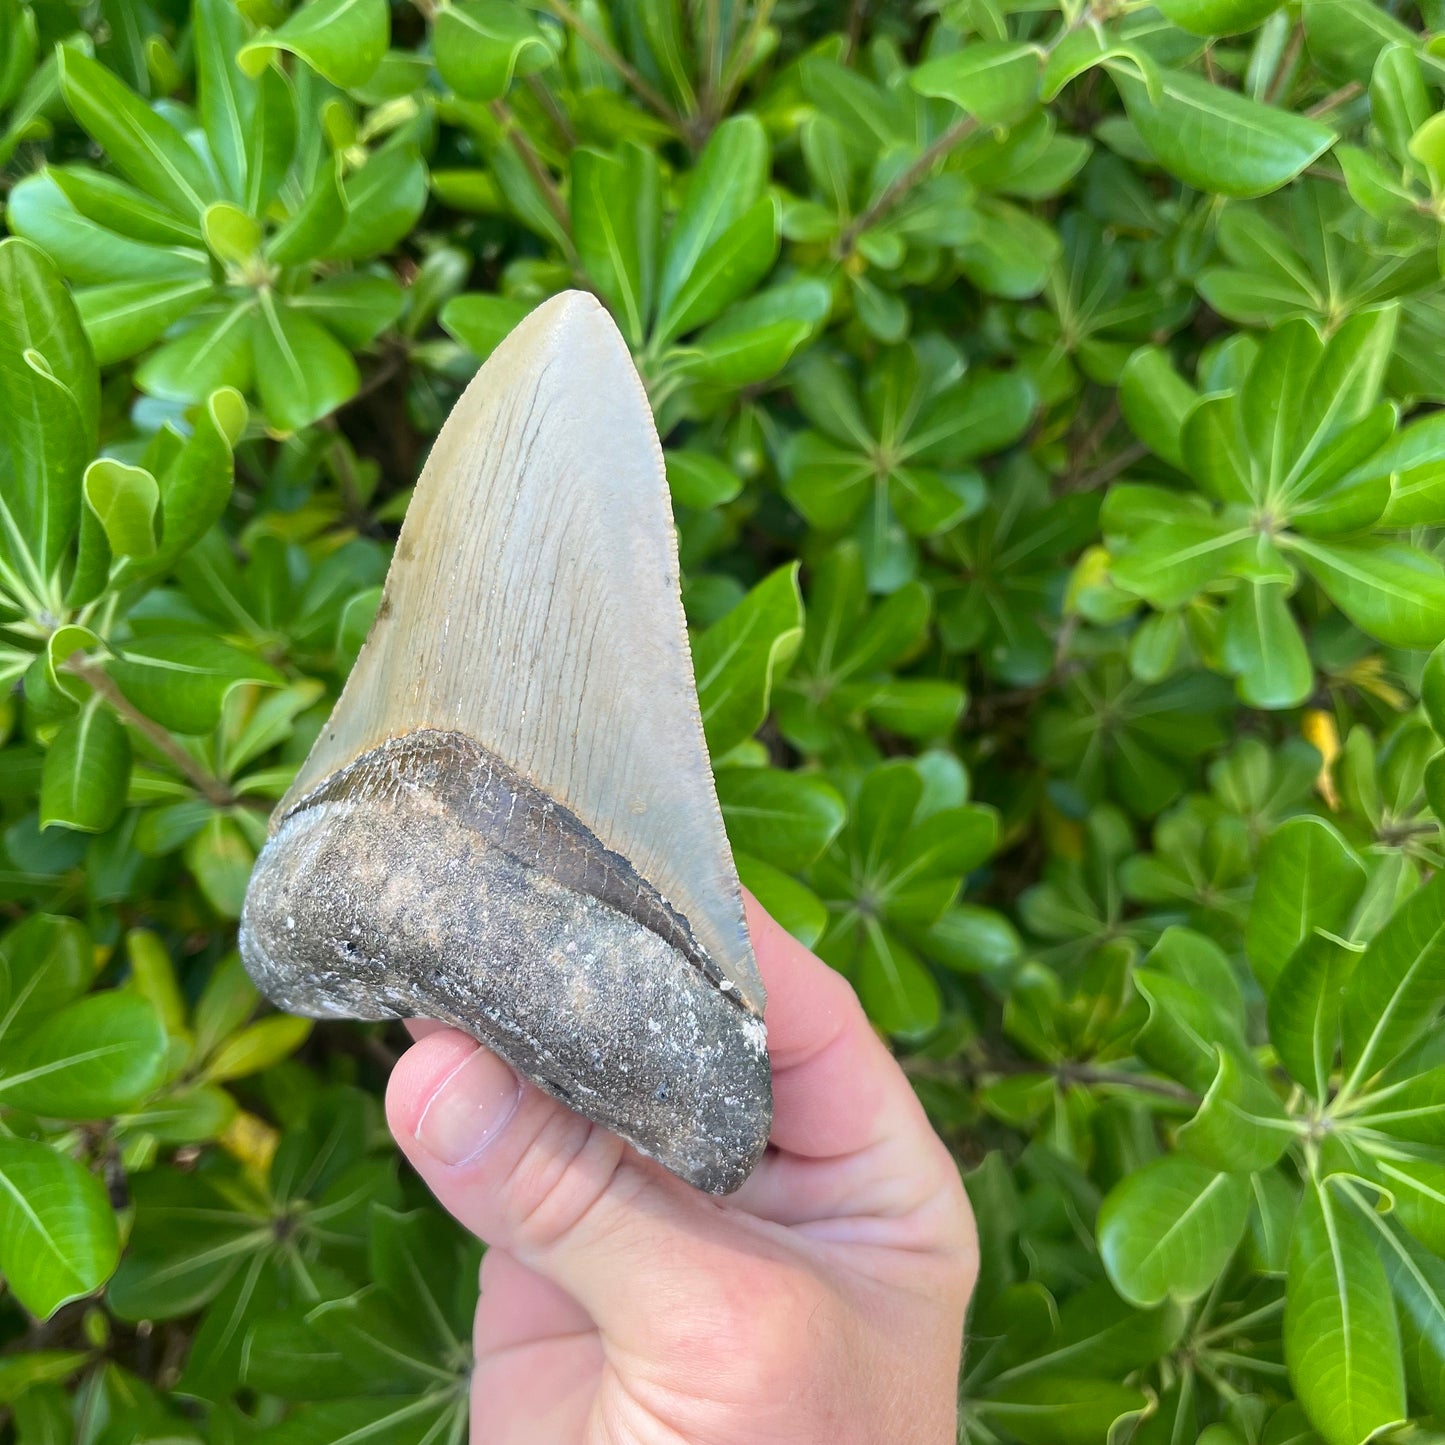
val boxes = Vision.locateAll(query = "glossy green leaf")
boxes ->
[57,50,214,217]
[253,292,359,431]
[434,0,554,101]
[1177,1048,1296,1172]
[0,989,165,1117]
[1285,1177,1406,1445]
[107,634,283,735]
[716,767,846,871]
[239,0,388,90]
[1340,871,1445,1094]
[83,458,157,559]
[1267,930,1360,1101]
[39,699,129,835]
[910,42,1042,127]
[0,1138,118,1318]
[694,564,804,757]
[1247,816,1366,991]
[572,144,659,348]
[1114,68,1335,199]
[1098,1155,1250,1307]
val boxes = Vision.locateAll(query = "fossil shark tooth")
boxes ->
[238,292,771,1195]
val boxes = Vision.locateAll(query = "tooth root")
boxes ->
[239,293,771,1192]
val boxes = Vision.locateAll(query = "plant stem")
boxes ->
[64,654,236,808]
[715,0,776,124]
[538,0,690,136]
[1306,80,1362,117]
[525,74,578,147]
[836,113,981,258]
[487,99,575,248]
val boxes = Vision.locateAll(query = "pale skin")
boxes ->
[385,895,977,1444]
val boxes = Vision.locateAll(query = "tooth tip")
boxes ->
[511,288,623,360]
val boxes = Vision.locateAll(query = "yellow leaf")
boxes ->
[1302,709,1341,810]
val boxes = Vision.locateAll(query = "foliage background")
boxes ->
[4,0,1445,1439]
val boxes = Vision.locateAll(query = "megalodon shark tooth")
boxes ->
[238,292,771,1195]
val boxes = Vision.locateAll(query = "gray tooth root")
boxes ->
[239,731,772,1196]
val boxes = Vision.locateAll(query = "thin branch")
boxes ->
[488,99,575,247]
[64,655,236,808]
[1063,440,1149,493]
[843,0,869,64]
[1306,80,1362,117]
[836,113,980,258]
[1265,23,1304,106]
[715,0,777,121]
[525,73,578,148]
[538,0,689,136]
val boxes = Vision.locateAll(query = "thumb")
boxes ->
[385,1027,778,1350]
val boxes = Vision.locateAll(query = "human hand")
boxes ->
[385,894,976,1443]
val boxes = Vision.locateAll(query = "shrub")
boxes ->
[3,0,1445,1440]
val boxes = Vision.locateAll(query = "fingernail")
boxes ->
[415,1046,522,1166]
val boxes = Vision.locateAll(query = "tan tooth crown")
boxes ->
[278,291,762,1016]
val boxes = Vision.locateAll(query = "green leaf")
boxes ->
[1290,535,1445,651]
[107,634,283,735]
[667,449,741,509]
[48,165,204,246]
[856,919,941,1038]
[83,458,157,559]
[57,49,214,217]
[0,914,93,1033]
[1177,1048,1297,1172]
[239,0,388,90]
[135,304,255,403]
[1120,345,1197,470]
[1098,1155,1250,1307]
[655,115,768,336]
[1247,816,1366,992]
[39,699,130,834]
[1268,929,1361,1101]
[1157,0,1283,35]
[202,1014,313,1083]
[1114,67,1335,199]
[1340,871,1445,1094]
[0,990,165,1117]
[977,1377,1149,1445]
[76,275,215,366]
[1110,516,1253,610]
[1372,412,1445,526]
[193,0,252,203]
[694,564,804,757]
[267,156,347,267]
[716,767,845,871]
[433,0,555,101]
[737,855,827,948]
[910,42,1042,127]
[253,292,359,431]
[1285,1177,1405,1445]
[185,813,255,918]
[1220,581,1312,709]
[0,1137,118,1318]
[440,293,532,359]
[326,146,428,262]
[0,238,94,605]
[572,144,659,349]
[653,195,778,344]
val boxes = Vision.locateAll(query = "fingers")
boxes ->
[386,1027,791,1357]
[745,896,941,1163]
